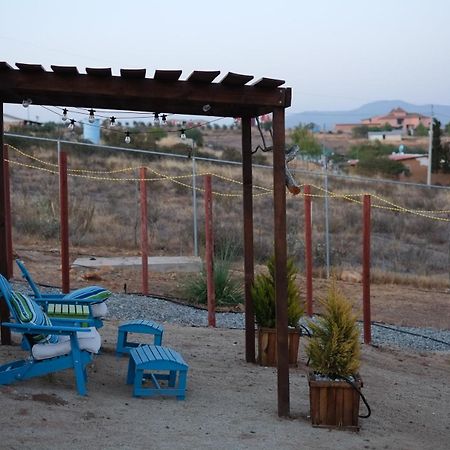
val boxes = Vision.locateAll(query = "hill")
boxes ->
[286,100,450,130]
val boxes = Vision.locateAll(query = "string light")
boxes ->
[180,128,186,140]
[68,119,76,130]
[88,108,96,123]
[153,113,160,127]
[62,108,68,121]
[124,131,131,144]
[109,116,116,127]
[161,114,167,126]
[202,104,211,112]
[22,98,32,108]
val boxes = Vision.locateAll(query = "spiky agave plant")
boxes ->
[306,280,360,378]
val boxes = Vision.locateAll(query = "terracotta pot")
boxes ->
[257,327,300,367]
[308,372,362,431]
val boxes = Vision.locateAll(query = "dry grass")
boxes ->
[6,135,450,290]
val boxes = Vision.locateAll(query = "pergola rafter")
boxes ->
[0,62,292,417]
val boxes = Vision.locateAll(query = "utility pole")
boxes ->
[427,105,434,186]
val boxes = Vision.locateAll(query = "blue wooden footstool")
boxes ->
[116,319,164,356]
[127,345,188,400]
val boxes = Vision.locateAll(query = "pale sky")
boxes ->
[1,0,450,121]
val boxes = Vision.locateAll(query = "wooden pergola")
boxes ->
[0,62,293,416]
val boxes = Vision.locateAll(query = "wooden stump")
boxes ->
[257,327,300,367]
[308,372,362,431]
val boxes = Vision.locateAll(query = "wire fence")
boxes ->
[5,133,450,286]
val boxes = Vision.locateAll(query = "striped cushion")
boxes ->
[10,292,58,344]
[64,286,111,304]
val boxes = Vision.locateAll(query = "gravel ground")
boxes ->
[107,292,450,353]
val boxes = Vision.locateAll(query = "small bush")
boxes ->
[306,280,360,378]
[182,254,243,306]
[252,256,304,328]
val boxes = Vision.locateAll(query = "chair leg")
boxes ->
[71,335,87,396]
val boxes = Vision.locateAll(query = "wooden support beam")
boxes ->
[59,149,70,294]
[3,144,13,278]
[242,116,255,363]
[273,107,289,417]
[0,102,12,345]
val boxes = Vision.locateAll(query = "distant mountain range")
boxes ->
[286,100,450,130]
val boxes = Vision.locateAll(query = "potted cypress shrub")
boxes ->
[306,280,369,430]
[252,256,304,367]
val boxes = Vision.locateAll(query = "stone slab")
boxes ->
[72,256,202,273]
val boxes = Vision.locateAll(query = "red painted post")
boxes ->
[204,174,216,327]
[59,150,70,294]
[140,167,149,295]
[363,194,371,344]
[304,185,313,316]
[3,144,13,278]
[0,128,12,344]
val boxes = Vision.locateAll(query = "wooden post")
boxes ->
[3,144,13,278]
[59,149,70,294]
[0,102,12,344]
[140,167,149,295]
[204,174,216,327]
[242,116,255,362]
[363,194,371,344]
[273,107,289,417]
[304,185,313,316]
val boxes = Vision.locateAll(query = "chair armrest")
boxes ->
[35,296,104,305]
[1,322,90,334]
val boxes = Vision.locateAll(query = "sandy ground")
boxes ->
[1,320,449,450]
[2,246,449,449]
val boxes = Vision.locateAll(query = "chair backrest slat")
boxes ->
[15,259,42,298]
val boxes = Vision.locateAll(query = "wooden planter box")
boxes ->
[308,372,362,431]
[257,327,300,367]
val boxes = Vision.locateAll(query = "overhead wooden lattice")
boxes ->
[0,62,291,118]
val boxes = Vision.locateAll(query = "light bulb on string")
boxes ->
[68,119,76,131]
[88,109,96,123]
[180,128,187,140]
[62,108,68,121]
[22,98,32,108]
[153,113,160,127]
[109,116,116,127]
[202,104,211,112]
[161,114,167,126]
[124,131,131,144]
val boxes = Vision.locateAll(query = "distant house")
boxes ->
[335,107,431,136]
[368,130,403,142]
[362,107,431,135]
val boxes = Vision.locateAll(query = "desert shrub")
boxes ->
[182,247,243,306]
[14,197,59,239]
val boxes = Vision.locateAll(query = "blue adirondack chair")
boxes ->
[0,275,101,395]
[15,259,110,329]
